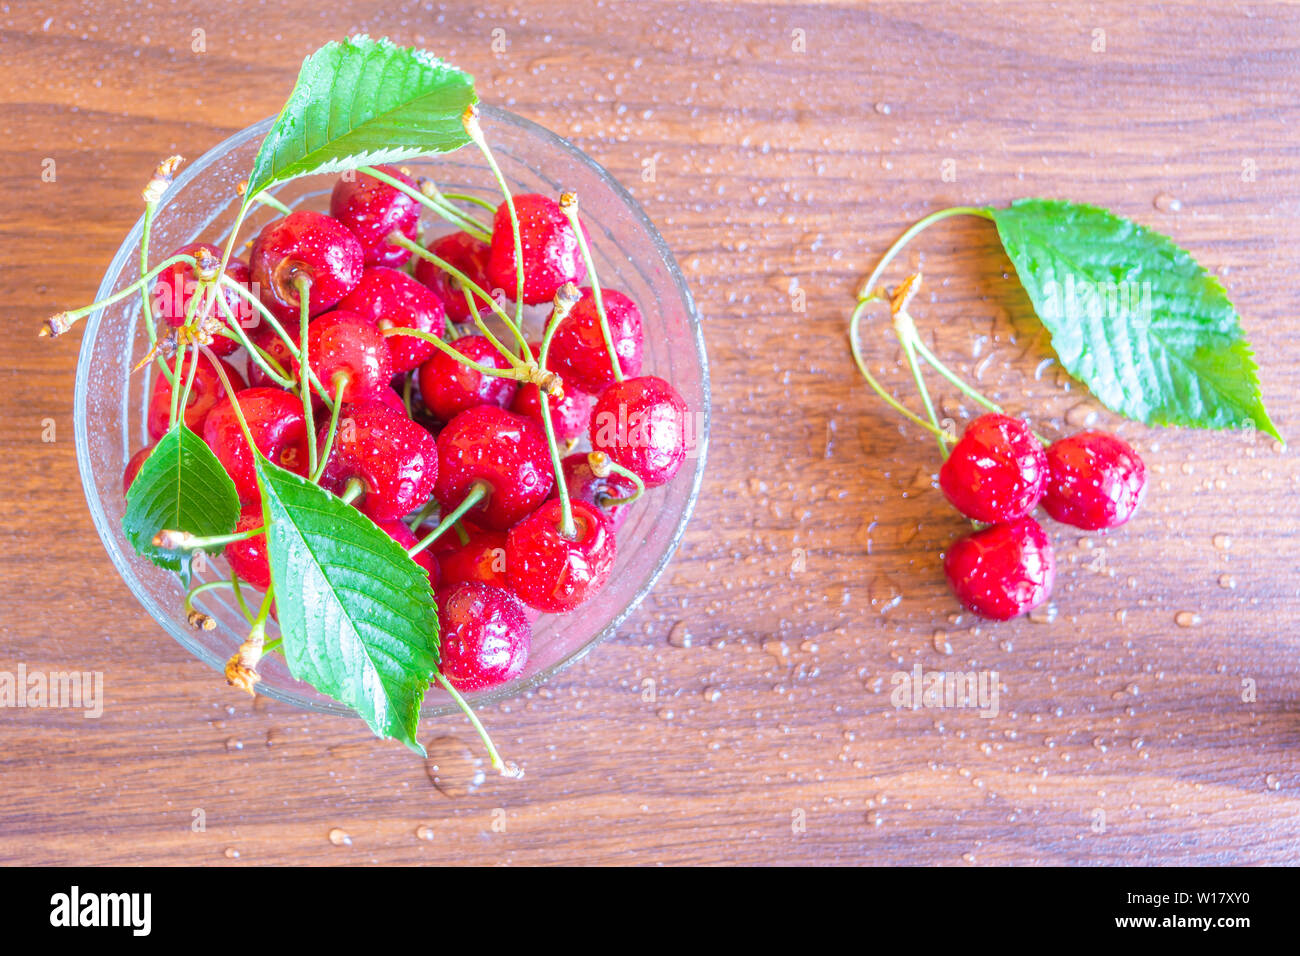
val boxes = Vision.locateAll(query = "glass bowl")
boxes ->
[73,106,710,719]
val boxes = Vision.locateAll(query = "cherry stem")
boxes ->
[384,328,545,385]
[248,586,275,643]
[250,191,292,215]
[356,165,490,242]
[199,343,259,470]
[415,177,492,240]
[537,284,582,538]
[908,334,1004,417]
[213,294,296,390]
[310,378,349,484]
[294,276,319,479]
[588,451,645,506]
[406,497,442,534]
[889,275,949,457]
[438,190,496,213]
[847,298,953,442]
[230,571,255,625]
[388,233,528,363]
[184,579,234,614]
[462,106,526,331]
[559,192,623,382]
[40,253,198,338]
[157,524,264,551]
[408,483,488,558]
[432,669,522,779]
[856,205,994,303]
[340,478,365,506]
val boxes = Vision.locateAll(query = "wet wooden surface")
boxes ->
[1,1,1298,865]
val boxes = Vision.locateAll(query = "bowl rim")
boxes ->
[74,104,711,720]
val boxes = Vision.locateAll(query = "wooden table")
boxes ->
[2,1,1298,866]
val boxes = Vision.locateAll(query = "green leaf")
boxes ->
[991,199,1280,441]
[245,35,477,199]
[122,424,240,571]
[255,456,439,754]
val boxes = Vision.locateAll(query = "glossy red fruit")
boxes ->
[337,266,446,374]
[372,386,408,416]
[589,375,688,488]
[249,210,364,322]
[418,335,518,423]
[414,231,495,322]
[151,242,256,351]
[147,352,246,441]
[548,288,643,393]
[225,504,271,590]
[510,342,591,440]
[433,406,553,531]
[943,517,1055,621]
[1043,431,1147,530]
[122,443,156,495]
[559,452,638,533]
[376,520,439,589]
[317,402,439,523]
[246,324,294,389]
[299,310,393,405]
[939,414,1048,524]
[436,526,510,590]
[435,581,531,691]
[203,387,309,503]
[329,165,421,268]
[506,499,615,613]
[485,194,586,305]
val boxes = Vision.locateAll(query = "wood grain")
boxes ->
[1,0,1298,866]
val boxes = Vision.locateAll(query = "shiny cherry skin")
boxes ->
[151,242,255,351]
[943,516,1055,621]
[337,266,446,373]
[559,452,638,533]
[317,402,439,523]
[506,499,616,613]
[414,230,495,322]
[418,334,518,423]
[298,309,393,405]
[485,194,586,305]
[1043,431,1147,530]
[225,503,271,590]
[246,324,295,389]
[436,526,510,590]
[328,165,421,268]
[548,287,644,393]
[147,352,246,441]
[589,375,688,488]
[372,385,408,416]
[435,581,531,691]
[510,342,591,441]
[433,405,554,531]
[249,210,364,322]
[938,413,1048,524]
[203,387,310,503]
[122,443,156,495]
[375,520,439,589]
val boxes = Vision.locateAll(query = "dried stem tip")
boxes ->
[142,155,184,205]
[192,247,221,281]
[558,191,578,212]
[38,312,75,338]
[528,366,565,399]
[187,609,217,631]
[152,528,198,550]
[461,104,482,137]
[890,272,922,317]
[587,450,612,478]
[224,634,266,695]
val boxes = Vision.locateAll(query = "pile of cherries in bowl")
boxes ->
[123,165,690,693]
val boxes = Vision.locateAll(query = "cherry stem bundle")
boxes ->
[356,165,490,241]
[559,192,624,383]
[407,482,488,558]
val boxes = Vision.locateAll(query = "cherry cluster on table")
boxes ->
[938,414,1147,620]
[122,166,689,692]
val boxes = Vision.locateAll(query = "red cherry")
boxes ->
[943,517,1055,621]
[122,443,156,495]
[588,375,689,488]
[437,526,510,590]
[559,452,638,532]
[317,402,439,523]
[224,504,271,590]
[337,267,446,374]
[485,194,586,305]
[147,352,246,441]
[435,581,531,691]
[248,210,364,322]
[433,405,553,531]
[1043,431,1147,530]
[417,335,518,423]
[151,242,256,351]
[414,231,495,322]
[329,165,421,268]
[548,288,644,393]
[372,386,408,416]
[510,342,590,441]
[246,324,294,389]
[506,499,616,613]
[938,414,1048,524]
[375,520,439,589]
[298,310,393,405]
[203,387,309,503]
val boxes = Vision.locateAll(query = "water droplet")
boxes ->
[424,736,485,797]
[1174,611,1201,628]
[667,621,693,647]
[702,686,721,703]
[223,846,240,859]
[224,737,243,752]
[932,629,953,655]
[1212,533,1232,551]
[328,827,352,847]
[1265,773,1281,791]
[1218,574,1237,589]
[1029,603,1058,625]
[416,825,436,841]
[874,102,892,115]
[1154,192,1183,213]
[1064,403,1098,428]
